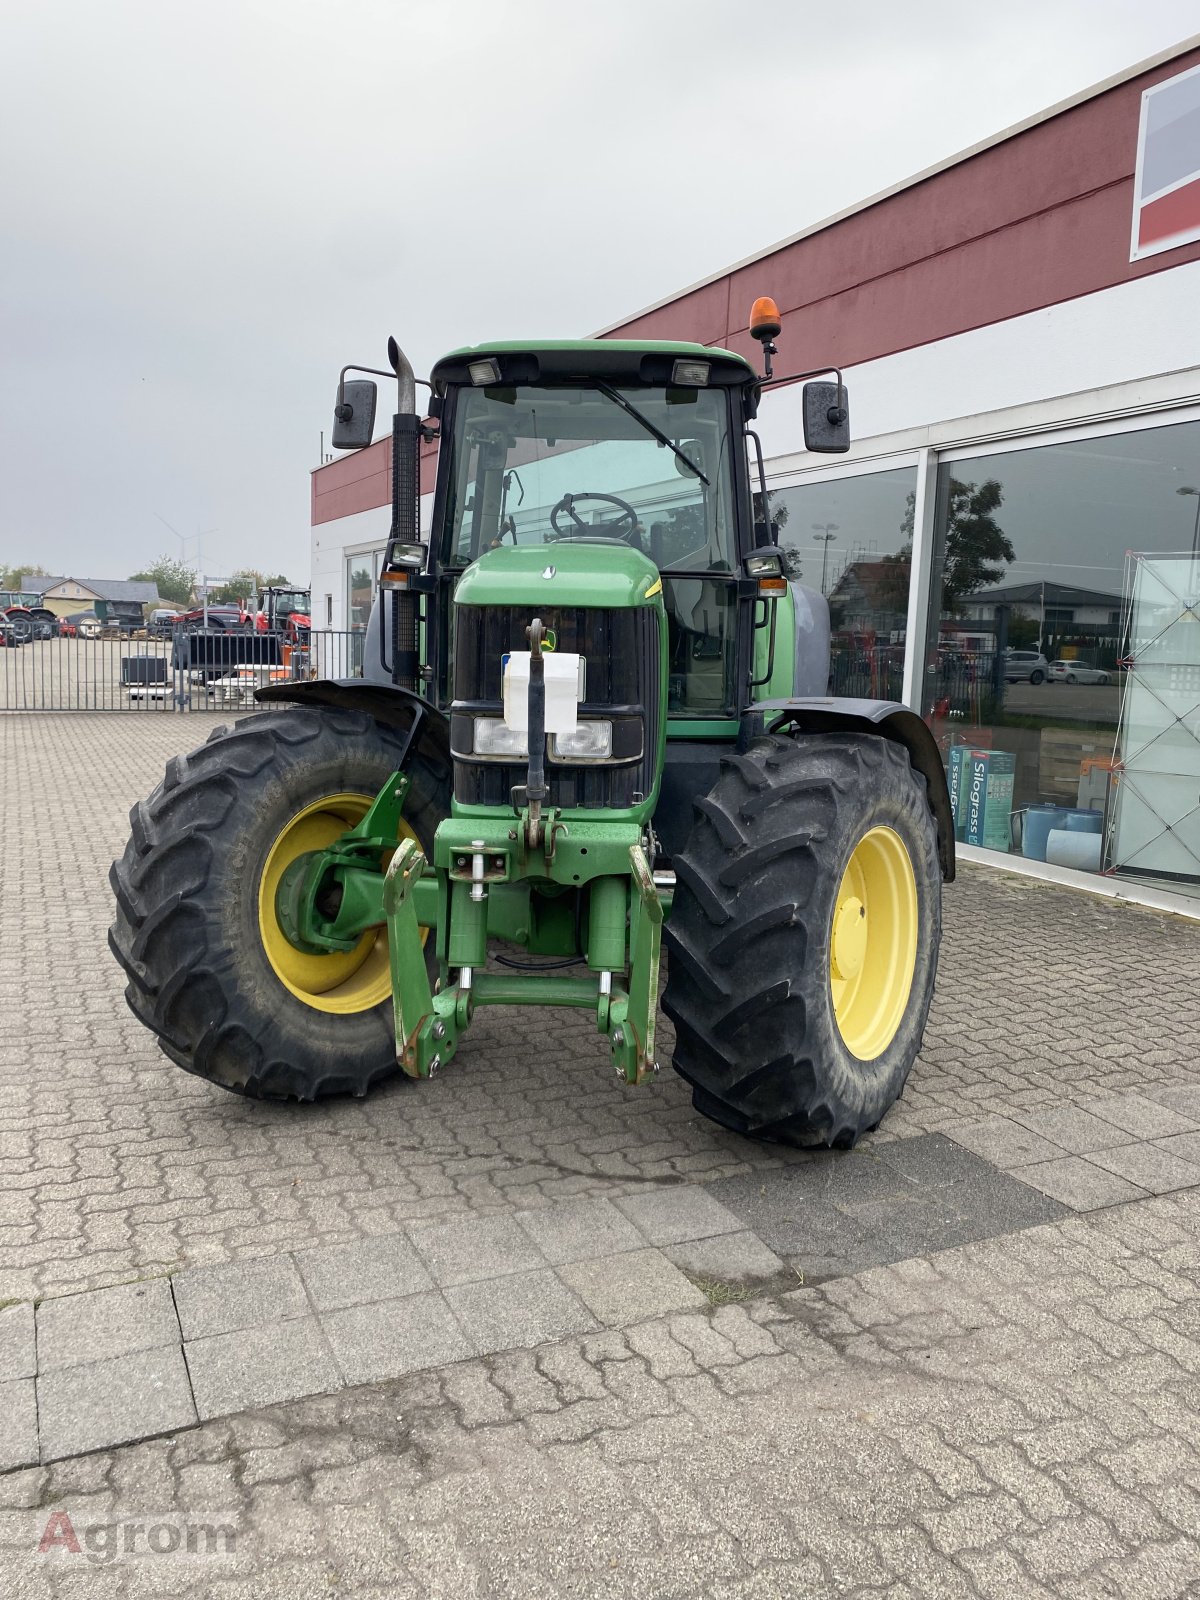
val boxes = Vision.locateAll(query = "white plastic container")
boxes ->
[1045,828,1103,872]
[502,652,583,734]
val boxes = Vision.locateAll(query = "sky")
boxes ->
[2,0,1198,583]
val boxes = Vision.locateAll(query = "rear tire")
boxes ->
[109,706,449,1100]
[662,733,942,1148]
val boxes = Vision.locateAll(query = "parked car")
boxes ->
[149,608,182,638]
[1048,659,1111,685]
[1003,649,1049,685]
[176,605,253,633]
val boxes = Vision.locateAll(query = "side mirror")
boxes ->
[332,379,378,451]
[802,381,850,453]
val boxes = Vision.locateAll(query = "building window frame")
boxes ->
[763,449,925,708]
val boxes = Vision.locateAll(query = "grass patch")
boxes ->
[687,1274,751,1307]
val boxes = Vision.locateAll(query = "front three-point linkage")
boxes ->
[382,615,663,1087]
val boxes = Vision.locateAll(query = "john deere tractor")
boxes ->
[110,303,954,1147]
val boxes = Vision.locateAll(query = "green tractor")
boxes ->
[110,305,954,1147]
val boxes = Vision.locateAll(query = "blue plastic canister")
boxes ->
[1018,805,1062,861]
[1063,809,1103,834]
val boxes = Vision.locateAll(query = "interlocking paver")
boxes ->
[665,1229,788,1284]
[948,1115,1064,1168]
[1142,1084,1200,1121]
[172,1256,309,1340]
[1153,1131,1200,1169]
[184,1317,340,1420]
[0,1301,35,1381]
[321,1289,473,1385]
[559,1246,707,1324]
[9,1190,1200,1592]
[1013,1104,1128,1154]
[35,1276,180,1371]
[407,1212,546,1286]
[294,1232,434,1310]
[1085,1141,1200,1195]
[1078,1093,1200,1140]
[36,1343,196,1460]
[0,1377,37,1470]
[7,709,1200,1529]
[514,1196,644,1265]
[706,1134,1067,1280]
[1010,1155,1150,1211]
[4,712,1200,1318]
[445,1267,597,1352]
[614,1185,745,1245]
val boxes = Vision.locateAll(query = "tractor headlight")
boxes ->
[551,719,613,760]
[469,716,616,762]
[473,717,528,758]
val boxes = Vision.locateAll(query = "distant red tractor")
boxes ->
[255,587,311,644]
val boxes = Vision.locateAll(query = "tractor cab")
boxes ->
[429,343,755,721]
[256,586,311,640]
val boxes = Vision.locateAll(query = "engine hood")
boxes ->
[452,541,663,611]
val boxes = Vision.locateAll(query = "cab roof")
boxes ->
[430,339,757,392]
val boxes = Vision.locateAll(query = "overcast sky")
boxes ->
[3,0,1197,582]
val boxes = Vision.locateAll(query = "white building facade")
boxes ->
[310,38,1200,914]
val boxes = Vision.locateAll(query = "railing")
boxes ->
[0,628,368,713]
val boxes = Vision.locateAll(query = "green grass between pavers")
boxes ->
[686,1275,752,1307]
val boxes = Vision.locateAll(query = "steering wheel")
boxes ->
[550,492,640,543]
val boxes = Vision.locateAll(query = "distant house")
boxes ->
[826,560,910,640]
[34,577,162,630]
[959,581,1122,633]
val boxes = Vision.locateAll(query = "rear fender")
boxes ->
[744,697,955,881]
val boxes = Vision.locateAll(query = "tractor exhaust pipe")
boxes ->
[386,336,421,555]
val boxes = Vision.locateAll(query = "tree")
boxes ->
[1,563,50,591]
[208,570,294,605]
[127,555,197,608]
[752,491,803,578]
[889,477,1013,614]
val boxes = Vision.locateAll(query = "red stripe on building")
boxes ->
[312,438,439,527]
[312,43,1200,527]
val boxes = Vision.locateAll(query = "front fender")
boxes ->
[255,678,451,770]
[745,698,955,881]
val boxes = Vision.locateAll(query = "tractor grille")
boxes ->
[451,605,660,810]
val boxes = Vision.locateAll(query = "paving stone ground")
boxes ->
[5,1192,1200,1597]
[3,711,1200,1595]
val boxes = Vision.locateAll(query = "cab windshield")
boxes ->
[440,381,744,717]
[441,383,737,573]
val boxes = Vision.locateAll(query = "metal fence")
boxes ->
[0,629,368,713]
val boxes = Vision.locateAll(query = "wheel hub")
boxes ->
[828,825,919,1061]
[831,896,867,980]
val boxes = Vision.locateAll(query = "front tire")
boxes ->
[662,733,942,1148]
[109,707,448,1100]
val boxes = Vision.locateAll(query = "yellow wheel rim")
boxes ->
[257,792,417,1016]
[829,825,918,1061]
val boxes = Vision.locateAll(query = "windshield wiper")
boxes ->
[593,382,710,487]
